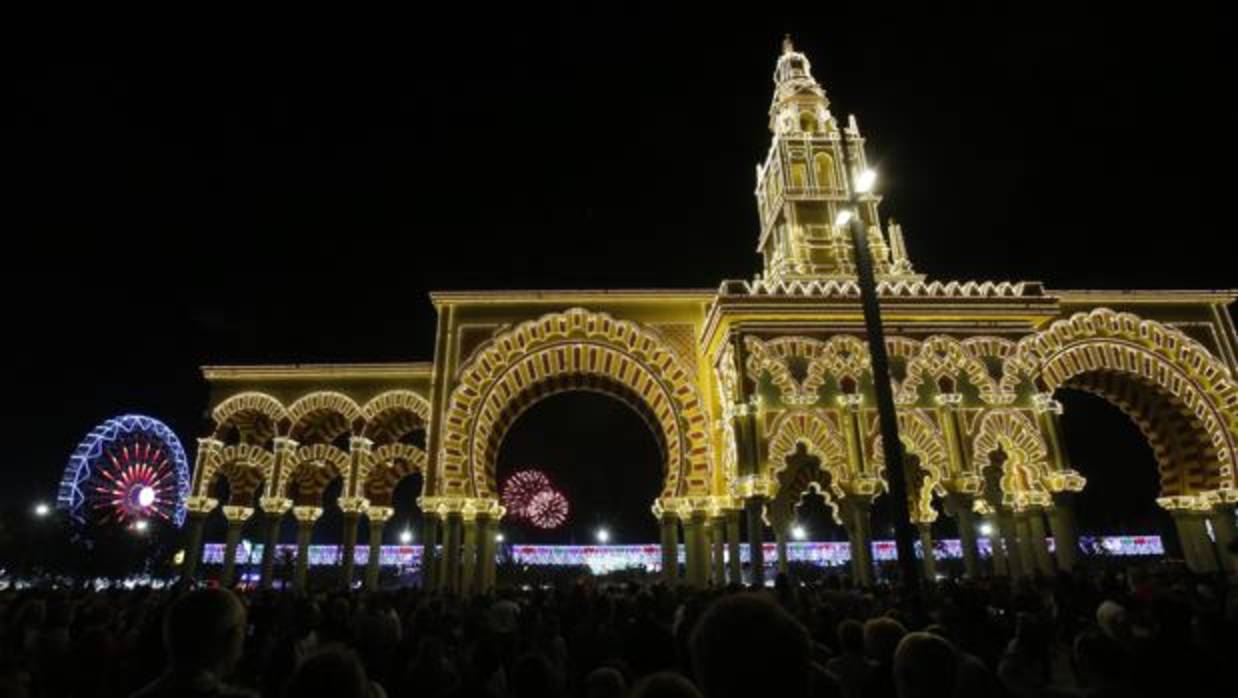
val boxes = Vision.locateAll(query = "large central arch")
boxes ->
[437,308,712,505]
[1020,308,1238,506]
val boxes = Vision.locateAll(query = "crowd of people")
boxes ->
[1,560,1234,697]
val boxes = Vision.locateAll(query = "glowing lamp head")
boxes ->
[596,528,610,544]
[137,486,156,508]
[399,529,413,544]
[855,168,877,194]
[834,209,854,227]
[791,525,807,541]
[34,503,51,517]
[979,522,994,537]
[495,533,505,543]
[134,519,149,533]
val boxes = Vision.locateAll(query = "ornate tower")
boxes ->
[755,37,921,283]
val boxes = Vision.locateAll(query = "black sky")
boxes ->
[4,6,1234,542]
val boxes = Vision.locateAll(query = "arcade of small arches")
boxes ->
[181,388,433,591]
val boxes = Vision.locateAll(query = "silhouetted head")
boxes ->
[585,666,626,698]
[690,593,812,698]
[283,645,369,698]
[893,632,957,698]
[630,672,703,698]
[863,617,907,666]
[836,619,865,655]
[163,589,246,675]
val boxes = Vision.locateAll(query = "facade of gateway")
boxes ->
[179,40,1238,592]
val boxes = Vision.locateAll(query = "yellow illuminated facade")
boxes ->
[183,39,1238,591]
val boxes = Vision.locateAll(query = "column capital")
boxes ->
[1045,470,1086,493]
[367,506,395,523]
[1157,495,1212,512]
[732,400,756,417]
[292,505,324,523]
[945,475,984,496]
[836,393,864,409]
[273,436,300,454]
[186,496,219,514]
[732,475,773,499]
[222,505,254,523]
[338,496,370,514]
[1032,392,1064,415]
[348,435,374,453]
[259,497,293,515]
[934,392,963,407]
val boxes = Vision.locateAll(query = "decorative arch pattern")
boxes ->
[363,390,431,443]
[869,410,950,522]
[288,391,363,443]
[899,335,1007,405]
[438,308,711,501]
[212,392,287,443]
[1020,308,1238,501]
[766,410,847,498]
[971,409,1051,510]
[282,444,350,502]
[205,444,272,504]
[365,443,428,506]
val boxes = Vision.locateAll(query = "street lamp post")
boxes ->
[837,127,921,590]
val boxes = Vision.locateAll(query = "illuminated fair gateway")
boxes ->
[183,39,1238,592]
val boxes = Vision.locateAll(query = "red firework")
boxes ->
[91,437,176,524]
[502,470,553,520]
[526,489,569,530]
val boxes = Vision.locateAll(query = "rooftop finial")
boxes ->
[782,34,795,55]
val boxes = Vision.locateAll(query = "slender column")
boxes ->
[1172,510,1217,573]
[419,515,439,590]
[220,506,253,587]
[181,509,211,581]
[476,516,497,594]
[442,511,463,592]
[292,506,323,591]
[745,496,766,586]
[710,515,726,586]
[725,510,743,584]
[365,506,393,591]
[1209,505,1237,573]
[660,513,679,584]
[999,511,1025,577]
[684,511,709,588]
[338,502,365,589]
[845,498,874,586]
[258,506,287,589]
[984,515,1009,576]
[1048,492,1080,572]
[775,526,789,575]
[947,494,980,578]
[917,523,937,581]
[1014,513,1040,576]
[460,516,479,595]
[1027,511,1055,576]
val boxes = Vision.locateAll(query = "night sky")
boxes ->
[5,6,1234,545]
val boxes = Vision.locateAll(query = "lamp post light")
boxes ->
[979,522,994,537]
[836,127,920,591]
[495,532,505,543]
[596,528,610,544]
[34,502,51,518]
[791,525,807,541]
[399,529,413,545]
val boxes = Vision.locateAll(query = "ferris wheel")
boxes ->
[57,414,191,532]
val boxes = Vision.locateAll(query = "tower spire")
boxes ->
[753,40,922,284]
